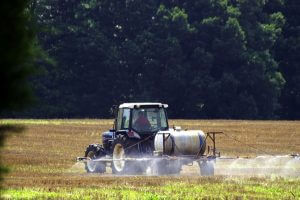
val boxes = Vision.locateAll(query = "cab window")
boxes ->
[116,109,123,130]
[121,109,130,129]
[132,108,168,132]
[117,108,130,130]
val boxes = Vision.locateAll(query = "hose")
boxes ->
[222,132,274,156]
[124,133,155,151]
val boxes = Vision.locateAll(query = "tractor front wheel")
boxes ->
[85,145,106,173]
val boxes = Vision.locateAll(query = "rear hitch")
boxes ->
[76,157,89,162]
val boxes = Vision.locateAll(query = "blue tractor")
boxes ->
[78,103,218,175]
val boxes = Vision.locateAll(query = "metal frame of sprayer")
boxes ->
[78,132,220,162]
[76,131,221,176]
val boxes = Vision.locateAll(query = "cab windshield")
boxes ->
[132,108,168,133]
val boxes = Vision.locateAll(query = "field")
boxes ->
[0,119,300,199]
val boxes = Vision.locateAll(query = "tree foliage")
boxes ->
[276,0,300,119]
[0,0,38,112]
[0,0,38,185]
[5,0,299,119]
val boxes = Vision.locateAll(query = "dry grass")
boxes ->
[0,119,300,192]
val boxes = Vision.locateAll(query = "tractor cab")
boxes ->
[114,103,169,135]
[101,103,169,154]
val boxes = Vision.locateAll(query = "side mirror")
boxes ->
[110,105,119,118]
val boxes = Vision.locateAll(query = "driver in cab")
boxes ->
[133,110,151,131]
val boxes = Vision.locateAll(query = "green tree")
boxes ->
[27,0,160,117]
[276,0,300,119]
[175,0,285,118]
[0,0,38,183]
[10,0,288,119]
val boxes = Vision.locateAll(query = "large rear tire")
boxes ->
[85,145,106,173]
[111,135,144,175]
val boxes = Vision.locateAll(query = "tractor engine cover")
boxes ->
[154,130,206,156]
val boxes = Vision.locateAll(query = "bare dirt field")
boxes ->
[1,119,300,199]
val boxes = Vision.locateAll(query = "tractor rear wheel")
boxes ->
[85,145,106,173]
[198,160,214,176]
[111,135,144,175]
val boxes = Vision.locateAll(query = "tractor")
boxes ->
[77,102,219,175]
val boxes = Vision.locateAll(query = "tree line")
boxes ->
[1,0,39,183]
[3,0,300,119]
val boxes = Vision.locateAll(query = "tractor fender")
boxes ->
[85,144,105,157]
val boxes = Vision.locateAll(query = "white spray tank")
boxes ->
[154,128,206,156]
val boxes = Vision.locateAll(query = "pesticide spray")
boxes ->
[69,154,300,177]
[210,155,300,177]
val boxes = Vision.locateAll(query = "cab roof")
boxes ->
[119,102,168,109]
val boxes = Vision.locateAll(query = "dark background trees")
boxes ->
[276,0,300,119]
[1,0,38,112]
[0,0,39,183]
[2,0,300,119]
